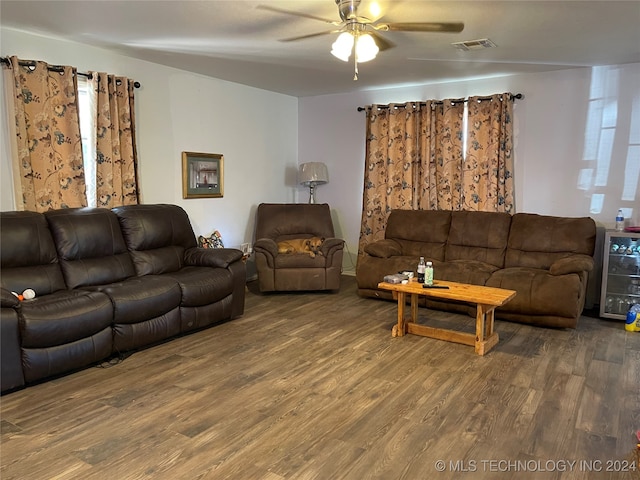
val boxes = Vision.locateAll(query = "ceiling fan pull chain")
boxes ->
[354,57,359,81]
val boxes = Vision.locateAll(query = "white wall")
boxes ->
[299,64,640,274]
[0,28,299,248]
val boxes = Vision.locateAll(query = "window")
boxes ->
[77,77,96,207]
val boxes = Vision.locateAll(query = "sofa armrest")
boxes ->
[321,238,345,256]
[254,238,278,258]
[364,239,403,258]
[550,254,595,275]
[1,288,19,308]
[184,247,243,269]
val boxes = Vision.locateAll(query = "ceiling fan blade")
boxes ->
[279,30,337,43]
[378,22,464,33]
[257,5,340,25]
[370,32,395,51]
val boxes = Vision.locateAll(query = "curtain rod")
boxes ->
[357,93,523,112]
[0,57,141,88]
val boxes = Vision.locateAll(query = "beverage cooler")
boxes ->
[600,231,640,319]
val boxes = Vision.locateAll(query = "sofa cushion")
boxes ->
[18,290,113,348]
[0,211,66,295]
[435,259,501,285]
[505,213,596,269]
[487,267,583,319]
[113,204,198,275]
[86,275,183,352]
[164,267,234,307]
[21,327,114,383]
[45,208,136,289]
[445,210,511,267]
[180,297,234,332]
[385,209,451,260]
[255,203,336,241]
[274,254,330,268]
[88,275,182,324]
[112,309,181,352]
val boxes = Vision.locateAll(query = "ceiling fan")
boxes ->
[257,0,464,79]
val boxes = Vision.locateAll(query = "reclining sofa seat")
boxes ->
[485,213,597,327]
[112,204,246,331]
[1,211,113,389]
[45,207,184,352]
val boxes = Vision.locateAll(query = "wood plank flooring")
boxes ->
[1,276,639,480]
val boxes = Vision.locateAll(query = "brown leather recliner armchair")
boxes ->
[254,203,345,292]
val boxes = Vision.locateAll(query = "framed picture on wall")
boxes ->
[182,152,224,199]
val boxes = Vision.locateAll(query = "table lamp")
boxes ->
[299,162,329,204]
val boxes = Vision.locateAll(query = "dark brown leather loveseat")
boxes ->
[1,204,245,393]
[357,209,597,329]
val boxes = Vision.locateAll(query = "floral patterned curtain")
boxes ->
[8,56,87,211]
[417,100,465,211]
[463,94,514,212]
[89,72,139,207]
[358,93,515,258]
[358,101,464,257]
[358,103,418,245]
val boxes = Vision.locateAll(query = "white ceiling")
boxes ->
[1,1,639,97]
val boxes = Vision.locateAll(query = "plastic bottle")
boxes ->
[626,304,640,332]
[425,261,434,286]
[616,209,624,231]
[417,257,426,283]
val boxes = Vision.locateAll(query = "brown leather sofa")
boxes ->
[254,203,345,292]
[357,209,596,328]
[1,204,245,393]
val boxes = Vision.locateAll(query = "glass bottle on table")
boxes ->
[425,261,434,286]
[417,257,426,283]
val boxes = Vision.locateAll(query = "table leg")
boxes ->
[475,304,499,355]
[485,309,495,337]
[475,304,486,344]
[410,293,418,323]
[392,291,406,337]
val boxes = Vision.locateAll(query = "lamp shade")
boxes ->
[299,162,329,186]
[331,31,380,65]
[331,32,354,62]
[355,34,379,63]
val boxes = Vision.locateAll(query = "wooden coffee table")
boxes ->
[377,279,516,355]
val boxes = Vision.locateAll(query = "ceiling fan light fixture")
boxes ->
[331,32,354,61]
[355,33,379,62]
[263,1,465,79]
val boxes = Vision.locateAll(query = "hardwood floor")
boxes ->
[2,276,639,480]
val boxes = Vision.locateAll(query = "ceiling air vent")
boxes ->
[452,38,497,51]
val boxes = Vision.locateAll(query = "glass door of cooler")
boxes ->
[600,231,640,319]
